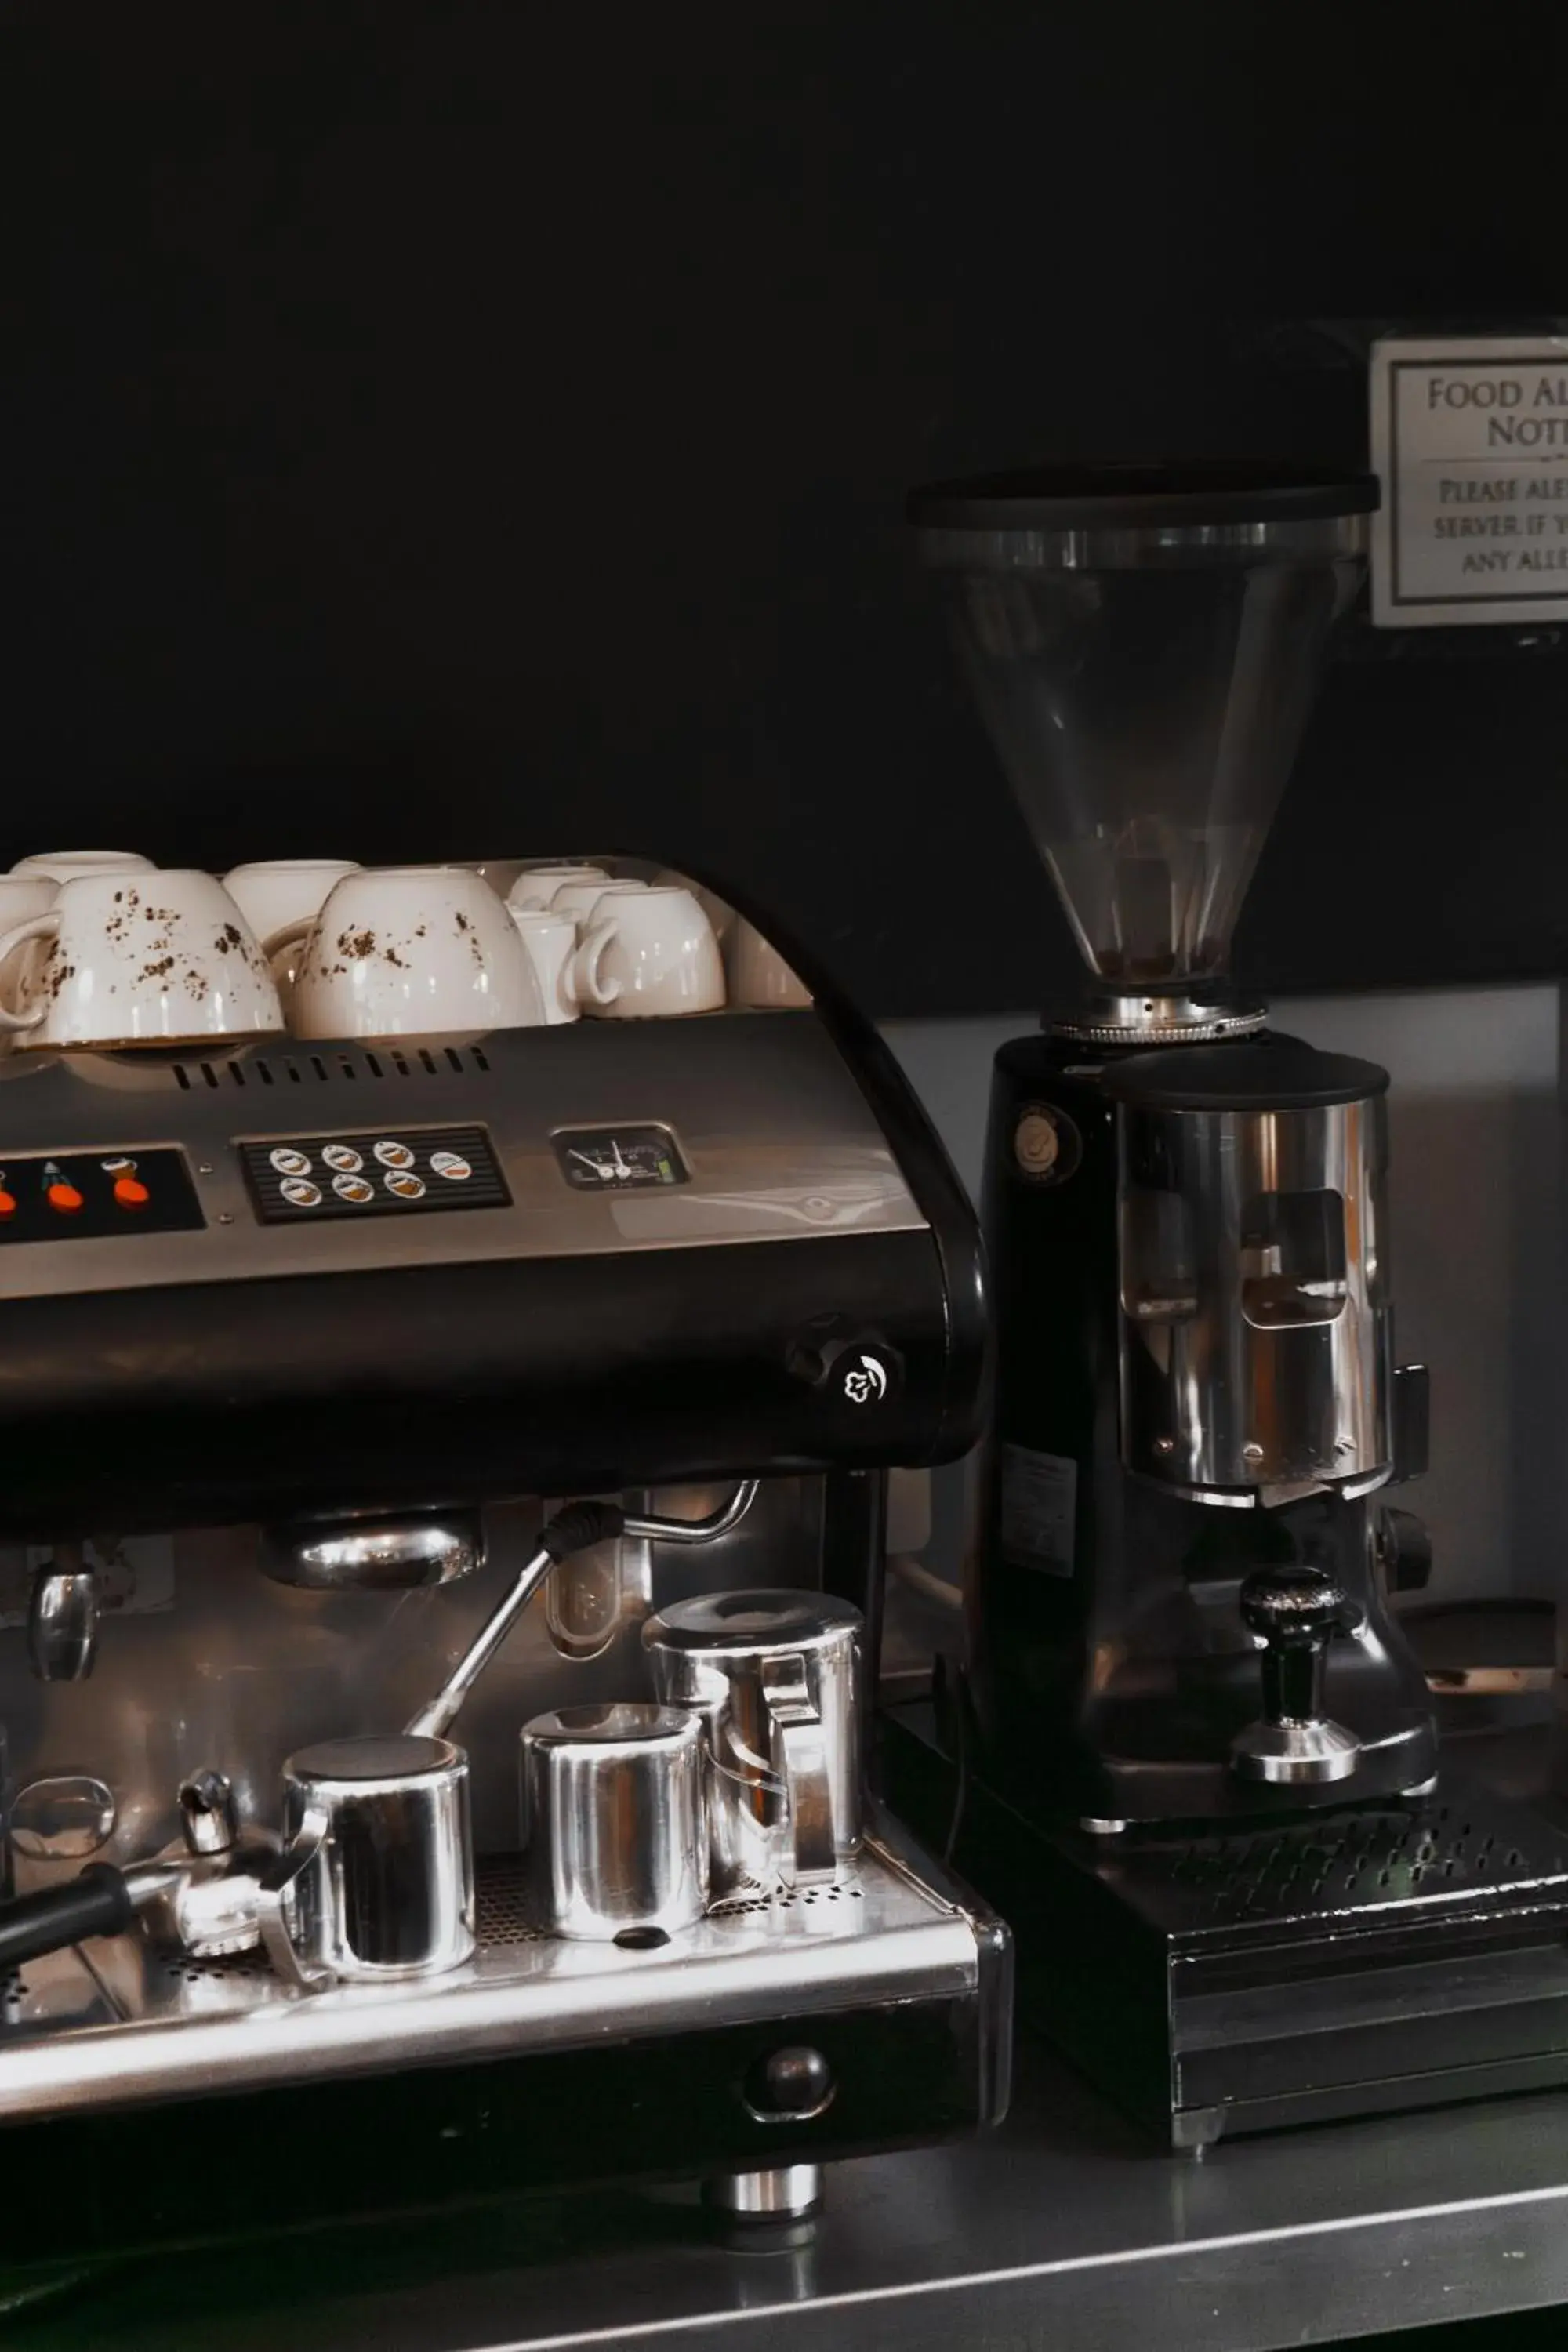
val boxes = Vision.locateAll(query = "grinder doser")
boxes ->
[912,466,1436,1823]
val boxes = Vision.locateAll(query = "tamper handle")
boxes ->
[1239,1565,1344,1728]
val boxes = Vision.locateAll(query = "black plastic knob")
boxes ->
[786,1317,902,1410]
[745,2045,835,2118]
[1374,1507,1433,1595]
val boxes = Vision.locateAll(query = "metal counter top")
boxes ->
[10,1729,1566,2349]
[20,2031,1568,2351]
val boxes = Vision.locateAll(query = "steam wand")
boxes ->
[405,1483,759,1739]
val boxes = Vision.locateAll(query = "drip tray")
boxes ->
[0,1843,981,2125]
[885,1716,1568,2148]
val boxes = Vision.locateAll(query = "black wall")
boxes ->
[3,2,1566,1014]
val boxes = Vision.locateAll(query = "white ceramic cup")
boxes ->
[549,874,641,926]
[11,851,155,885]
[506,906,620,1023]
[0,879,57,1053]
[273,866,547,1040]
[655,870,736,945]
[223,862,362,945]
[223,862,362,993]
[509,864,612,913]
[0,870,285,1049]
[728,919,812,1008]
[455,858,529,898]
[0,877,57,948]
[583,884,725,1018]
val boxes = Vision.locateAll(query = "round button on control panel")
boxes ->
[241,1128,503,1223]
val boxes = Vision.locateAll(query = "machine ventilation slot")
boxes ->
[172,1047,494,1091]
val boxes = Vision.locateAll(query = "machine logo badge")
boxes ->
[842,1354,888,1406]
[1014,1104,1080,1187]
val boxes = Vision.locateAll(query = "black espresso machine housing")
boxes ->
[0,939,1007,2262]
[0,996,985,1538]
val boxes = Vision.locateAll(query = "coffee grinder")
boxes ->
[891,466,1568,2145]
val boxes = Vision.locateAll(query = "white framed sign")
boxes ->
[1370,332,1568,627]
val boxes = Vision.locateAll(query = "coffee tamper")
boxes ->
[1231,1565,1361,1785]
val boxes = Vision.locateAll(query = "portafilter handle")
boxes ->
[1238,1565,1345,1729]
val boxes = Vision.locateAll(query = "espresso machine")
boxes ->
[0,905,1008,2264]
[889,466,1568,2145]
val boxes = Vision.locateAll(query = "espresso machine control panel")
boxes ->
[240,1125,510,1221]
[0,1020,924,1295]
[0,1147,205,1243]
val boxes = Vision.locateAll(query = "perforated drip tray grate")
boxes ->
[158,1857,546,1994]
[709,1879,867,1919]
[1092,1785,1568,1946]
[475,1855,548,1948]
[0,1842,981,2127]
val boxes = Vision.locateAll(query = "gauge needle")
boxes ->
[611,1141,631,1178]
[568,1149,604,1172]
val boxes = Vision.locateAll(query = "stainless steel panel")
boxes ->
[0,1481,829,1870]
[0,1015,925,1300]
[1118,1093,1392,1499]
[0,1842,978,2122]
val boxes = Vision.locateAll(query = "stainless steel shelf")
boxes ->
[27,2033,1568,2351]
[23,1732,1568,2350]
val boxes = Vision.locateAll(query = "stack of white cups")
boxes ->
[0,849,811,1048]
[504,866,728,1021]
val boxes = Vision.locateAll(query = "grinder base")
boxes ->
[885,1709,1568,2150]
